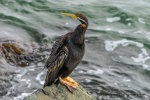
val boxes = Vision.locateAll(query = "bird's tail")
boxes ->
[43,68,59,88]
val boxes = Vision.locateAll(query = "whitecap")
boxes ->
[87,69,104,75]
[78,68,104,75]
[106,17,120,22]
[138,18,146,24]
[16,69,28,78]
[21,79,31,88]
[105,28,112,31]
[104,39,150,71]
[105,39,143,52]
[142,64,150,70]
[131,48,149,63]
[65,22,69,25]
[118,30,125,34]
[13,92,32,100]
[126,18,132,21]
[130,47,150,70]
[143,65,150,71]
[105,41,118,52]
[123,77,131,82]
[85,78,92,83]
[133,30,142,34]
[28,68,35,71]
[36,71,45,85]
[146,32,150,35]
[78,70,84,74]
[37,62,43,67]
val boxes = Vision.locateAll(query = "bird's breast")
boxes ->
[65,43,85,70]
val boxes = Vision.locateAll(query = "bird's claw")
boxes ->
[59,76,79,93]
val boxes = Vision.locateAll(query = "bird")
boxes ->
[43,13,88,93]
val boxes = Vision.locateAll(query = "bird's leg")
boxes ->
[59,76,79,93]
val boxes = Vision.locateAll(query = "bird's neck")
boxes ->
[71,24,87,45]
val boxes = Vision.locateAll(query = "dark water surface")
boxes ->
[0,0,150,100]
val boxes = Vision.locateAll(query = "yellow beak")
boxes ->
[61,13,78,19]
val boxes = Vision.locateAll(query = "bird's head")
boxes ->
[61,13,88,28]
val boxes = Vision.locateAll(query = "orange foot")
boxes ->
[59,76,79,93]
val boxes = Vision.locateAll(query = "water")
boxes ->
[0,0,150,100]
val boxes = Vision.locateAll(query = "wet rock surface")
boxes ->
[24,83,95,100]
[0,41,51,67]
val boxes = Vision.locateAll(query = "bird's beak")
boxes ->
[61,13,78,19]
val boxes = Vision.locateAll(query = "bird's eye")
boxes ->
[77,17,80,20]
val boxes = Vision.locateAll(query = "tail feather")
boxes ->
[43,68,59,87]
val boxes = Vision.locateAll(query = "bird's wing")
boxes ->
[44,31,72,69]
[44,35,68,69]
[43,36,69,87]
[44,46,68,87]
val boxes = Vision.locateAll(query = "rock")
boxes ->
[24,83,95,100]
[0,42,51,67]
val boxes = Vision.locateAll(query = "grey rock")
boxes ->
[24,83,95,100]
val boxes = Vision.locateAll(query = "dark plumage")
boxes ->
[44,13,88,87]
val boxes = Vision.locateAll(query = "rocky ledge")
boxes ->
[24,83,95,100]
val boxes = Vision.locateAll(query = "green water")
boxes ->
[0,0,150,100]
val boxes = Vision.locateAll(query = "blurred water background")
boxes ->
[0,0,150,100]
